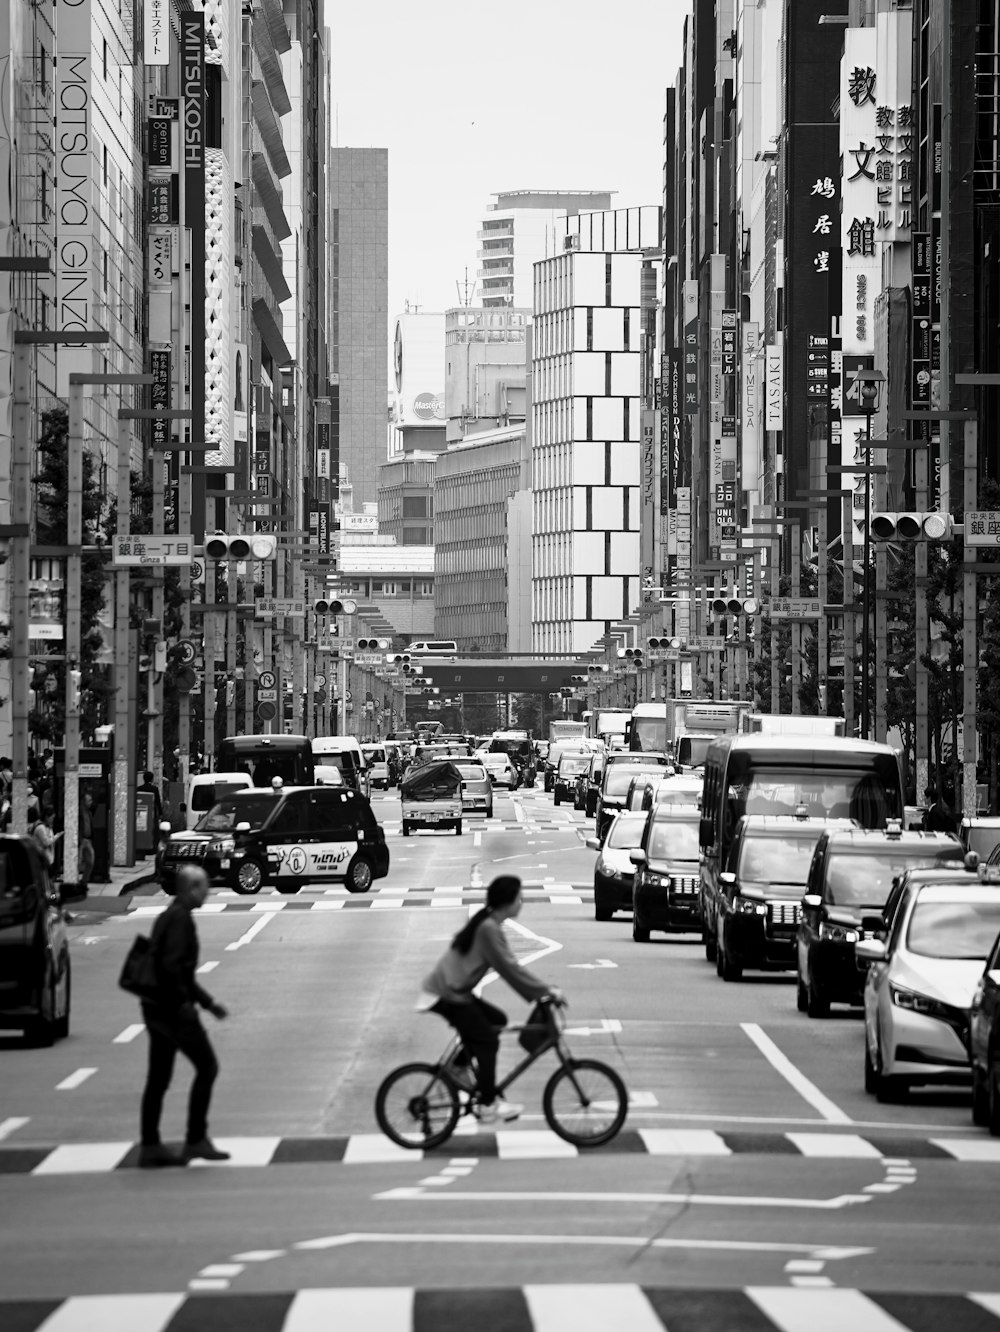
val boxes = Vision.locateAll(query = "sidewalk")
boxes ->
[85,860,161,899]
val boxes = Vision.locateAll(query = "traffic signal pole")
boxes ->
[963,418,978,816]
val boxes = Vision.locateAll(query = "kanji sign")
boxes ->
[113,535,194,566]
[255,598,306,617]
[965,512,1000,547]
[770,598,822,619]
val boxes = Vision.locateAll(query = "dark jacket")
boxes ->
[147,899,215,1014]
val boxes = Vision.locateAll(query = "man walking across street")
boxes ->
[138,865,230,1168]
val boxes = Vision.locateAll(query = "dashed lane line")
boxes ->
[54,1067,97,1091]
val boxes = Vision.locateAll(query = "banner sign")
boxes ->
[145,0,170,64]
[113,535,195,566]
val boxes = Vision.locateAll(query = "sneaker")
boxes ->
[182,1138,231,1162]
[137,1144,186,1169]
[476,1098,523,1124]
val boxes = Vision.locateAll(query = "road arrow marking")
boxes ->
[294,1231,875,1259]
[568,959,618,970]
[564,1018,623,1036]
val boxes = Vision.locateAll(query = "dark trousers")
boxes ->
[432,996,507,1102]
[140,1005,219,1146]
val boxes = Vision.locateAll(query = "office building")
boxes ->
[330,147,388,507]
[444,306,529,443]
[388,311,446,458]
[478,190,613,308]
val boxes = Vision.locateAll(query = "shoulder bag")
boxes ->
[118,933,160,1002]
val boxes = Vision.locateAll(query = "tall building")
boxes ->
[330,147,388,508]
[388,311,446,458]
[444,306,529,443]
[531,207,661,655]
[478,190,613,308]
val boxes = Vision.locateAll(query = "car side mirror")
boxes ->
[802,894,822,910]
[585,837,601,851]
[855,938,887,964]
[235,821,251,834]
[989,970,1000,988]
[629,849,647,866]
[720,871,736,887]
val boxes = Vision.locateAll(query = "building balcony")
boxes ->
[476,225,514,240]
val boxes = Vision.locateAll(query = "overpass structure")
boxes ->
[388,657,602,695]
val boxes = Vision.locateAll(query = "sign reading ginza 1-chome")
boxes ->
[113,535,194,566]
[965,512,1000,546]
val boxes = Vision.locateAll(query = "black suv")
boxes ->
[0,836,74,1045]
[161,785,390,895]
[578,752,605,816]
[630,805,702,941]
[708,813,853,982]
[796,825,963,1017]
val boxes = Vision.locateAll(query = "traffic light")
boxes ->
[869,512,955,541]
[314,597,359,615]
[204,534,278,560]
[710,597,760,616]
[357,637,390,651]
[587,664,609,676]
[648,635,684,650]
[392,652,412,670]
[559,687,573,698]
[569,674,588,685]
[617,647,644,665]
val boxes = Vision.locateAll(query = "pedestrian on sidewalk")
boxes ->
[138,864,230,1168]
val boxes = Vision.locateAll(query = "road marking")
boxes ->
[198,1264,245,1278]
[741,1023,852,1125]
[0,1117,29,1140]
[186,1137,281,1168]
[567,958,617,970]
[342,1133,419,1165]
[526,1283,663,1332]
[283,1289,413,1329]
[112,1024,145,1044]
[473,830,482,847]
[495,1130,578,1160]
[628,1091,658,1108]
[231,1250,287,1262]
[225,913,274,951]
[33,1142,132,1175]
[564,1018,623,1036]
[513,801,526,823]
[55,1067,97,1090]
[197,960,219,974]
[749,1287,912,1331]
[296,1231,873,1260]
[930,1138,1000,1161]
[374,1187,872,1211]
[786,1133,882,1159]
[32,1293,186,1331]
[638,1129,731,1156]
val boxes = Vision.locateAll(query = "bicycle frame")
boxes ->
[440,1004,590,1106]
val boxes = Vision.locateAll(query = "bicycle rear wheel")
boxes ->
[542,1058,628,1147]
[375,1062,460,1150]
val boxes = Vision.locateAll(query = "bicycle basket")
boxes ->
[518,1001,551,1053]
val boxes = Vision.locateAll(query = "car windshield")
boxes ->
[559,756,589,775]
[191,781,247,811]
[738,833,820,885]
[655,783,702,806]
[606,767,664,797]
[196,795,278,833]
[827,850,963,908]
[906,899,1000,960]
[606,814,649,849]
[965,825,1000,860]
[726,758,900,828]
[648,820,701,861]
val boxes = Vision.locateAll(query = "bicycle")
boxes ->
[374,997,628,1150]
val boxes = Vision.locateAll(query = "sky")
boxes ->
[329,0,690,322]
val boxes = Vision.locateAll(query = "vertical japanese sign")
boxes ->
[741,322,761,500]
[840,27,879,355]
[144,0,170,64]
[876,7,914,242]
[682,279,699,416]
[55,0,93,392]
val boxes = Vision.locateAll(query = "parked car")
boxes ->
[0,835,74,1045]
[796,825,964,1017]
[586,811,650,920]
[857,867,1000,1102]
[554,752,590,806]
[969,905,1000,1132]
[705,811,854,981]
[630,805,703,941]
[456,761,494,818]
[482,753,519,789]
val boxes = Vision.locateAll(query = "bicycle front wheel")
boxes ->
[375,1062,460,1150]
[543,1058,628,1147]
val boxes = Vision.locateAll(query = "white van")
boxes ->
[185,772,254,829]
[312,736,369,798]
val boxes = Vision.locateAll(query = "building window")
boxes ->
[102,144,108,187]
[372,581,397,596]
[102,38,108,80]
[402,495,427,519]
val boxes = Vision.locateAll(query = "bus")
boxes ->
[217,734,314,787]
[698,735,904,928]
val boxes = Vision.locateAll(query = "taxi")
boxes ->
[160,782,390,894]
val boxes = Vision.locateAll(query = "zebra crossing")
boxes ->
[3,1128,998,1175]
[123,880,591,915]
[5,1286,1000,1331]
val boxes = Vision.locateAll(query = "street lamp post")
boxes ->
[854,369,885,741]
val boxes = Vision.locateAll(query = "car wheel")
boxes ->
[54,956,71,1041]
[402,822,410,837]
[632,916,651,943]
[455,822,464,836]
[703,923,717,963]
[595,905,613,922]
[277,879,304,895]
[27,961,58,1048]
[345,855,374,894]
[873,1032,907,1103]
[806,977,829,1019]
[988,1056,1000,1137]
[864,1038,878,1094]
[235,858,265,895]
[972,1063,990,1127]
[796,971,808,1013]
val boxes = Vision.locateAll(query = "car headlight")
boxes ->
[819,921,859,944]
[889,985,955,1019]
[596,860,621,879]
[735,896,768,915]
[642,872,664,888]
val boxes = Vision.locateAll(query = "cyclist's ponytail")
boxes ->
[451,875,522,955]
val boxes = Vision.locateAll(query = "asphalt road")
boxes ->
[2,782,999,1331]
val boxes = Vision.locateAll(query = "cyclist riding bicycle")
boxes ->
[418,875,563,1124]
